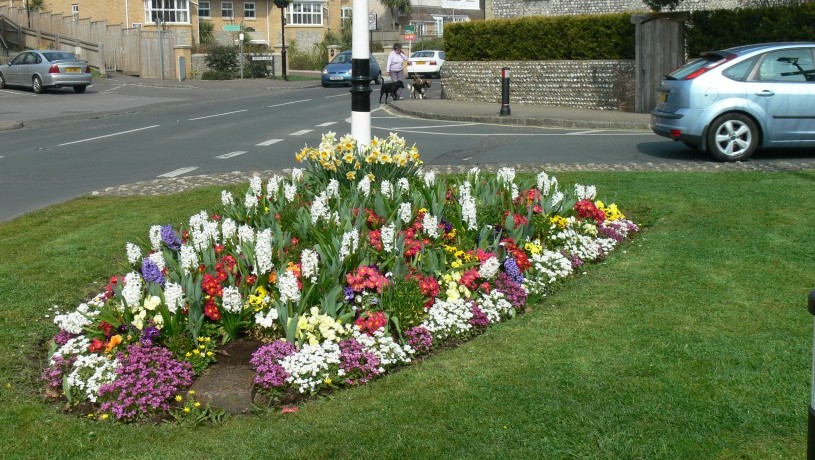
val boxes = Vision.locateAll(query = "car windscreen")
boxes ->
[667,54,726,80]
[43,52,77,62]
[332,54,351,64]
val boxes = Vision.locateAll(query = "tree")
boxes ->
[380,0,412,27]
[642,0,684,12]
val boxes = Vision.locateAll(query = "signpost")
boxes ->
[404,25,415,56]
[223,25,242,31]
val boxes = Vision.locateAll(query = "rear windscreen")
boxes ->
[43,52,77,62]
[668,54,724,79]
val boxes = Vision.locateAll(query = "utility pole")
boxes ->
[25,0,31,28]
[273,0,292,81]
[351,0,371,146]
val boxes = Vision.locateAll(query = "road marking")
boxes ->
[102,85,126,92]
[0,89,36,96]
[189,109,247,121]
[316,122,336,127]
[268,99,312,108]
[216,151,247,159]
[256,139,284,146]
[462,157,472,161]
[325,93,349,99]
[290,129,312,136]
[58,125,160,146]
[380,127,650,136]
[158,167,198,178]
[567,130,604,135]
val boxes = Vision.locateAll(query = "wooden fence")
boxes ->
[0,6,175,79]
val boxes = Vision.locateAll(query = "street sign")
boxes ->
[368,13,377,31]
[404,24,415,42]
[223,25,242,31]
[252,56,274,61]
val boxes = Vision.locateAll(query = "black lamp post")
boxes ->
[273,0,291,81]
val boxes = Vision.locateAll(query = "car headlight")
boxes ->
[322,69,328,75]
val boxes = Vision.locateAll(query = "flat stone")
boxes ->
[189,339,263,414]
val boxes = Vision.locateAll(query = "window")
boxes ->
[341,6,352,28]
[287,2,322,26]
[71,3,79,17]
[434,16,443,36]
[757,48,815,82]
[244,2,255,19]
[199,1,210,18]
[146,0,189,24]
[222,1,233,19]
[132,22,142,29]
[722,57,757,82]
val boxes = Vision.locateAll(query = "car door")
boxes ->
[748,47,815,143]
[5,52,28,85]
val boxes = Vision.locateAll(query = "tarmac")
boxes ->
[0,72,652,131]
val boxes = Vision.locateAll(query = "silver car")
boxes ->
[651,42,815,162]
[0,49,92,94]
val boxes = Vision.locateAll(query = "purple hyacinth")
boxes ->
[503,257,524,284]
[338,338,381,385]
[160,224,182,250]
[404,326,433,355]
[250,341,297,389]
[141,258,165,286]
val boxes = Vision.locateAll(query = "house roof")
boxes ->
[409,6,484,23]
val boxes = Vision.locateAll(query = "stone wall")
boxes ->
[191,53,283,79]
[441,60,636,111]
[488,0,792,19]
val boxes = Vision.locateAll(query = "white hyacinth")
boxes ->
[267,175,282,200]
[357,176,372,196]
[148,251,166,273]
[291,168,304,182]
[221,190,235,206]
[423,170,435,188]
[284,183,297,203]
[339,228,359,260]
[250,175,263,197]
[380,180,393,199]
[278,270,301,304]
[497,167,516,184]
[398,202,412,224]
[468,166,480,180]
[221,286,243,314]
[179,244,199,275]
[422,213,439,239]
[397,177,410,195]
[244,191,258,210]
[163,281,184,314]
[148,225,162,251]
[254,228,273,275]
[121,271,143,310]
[551,190,564,207]
[511,183,520,201]
[537,171,553,196]
[301,249,319,282]
[575,184,597,201]
[381,223,396,253]
[221,218,237,242]
[125,242,142,264]
[326,179,340,198]
[311,191,331,225]
[238,224,255,245]
[459,182,478,231]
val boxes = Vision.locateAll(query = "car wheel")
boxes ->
[74,85,87,93]
[0,72,6,89]
[706,113,758,162]
[32,75,44,94]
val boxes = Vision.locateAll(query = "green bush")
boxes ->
[201,69,235,80]
[686,4,815,55]
[287,38,328,71]
[444,14,635,61]
[205,44,239,73]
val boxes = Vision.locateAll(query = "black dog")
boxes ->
[379,80,405,103]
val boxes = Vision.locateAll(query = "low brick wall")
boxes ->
[441,60,636,111]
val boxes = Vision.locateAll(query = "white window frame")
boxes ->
[71,3,79,16]
[286,2,323,26]
[199,0,210,18]
[434,16,443,37]
[145,0,190,24]
[222,1,234,19]
[132,22,142,29]
[340,6,351,28]
[244,2,256,19]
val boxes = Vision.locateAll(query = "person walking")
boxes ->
[386,43,409,100]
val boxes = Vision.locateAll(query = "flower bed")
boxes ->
[43,133,638,422]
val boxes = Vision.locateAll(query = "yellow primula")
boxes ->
[524,242,543,255]
[550,215,568,229]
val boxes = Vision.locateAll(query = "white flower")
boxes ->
[238,224,255,246]
[511,183,519,201]
[475,290,514,323]
[250,175,263,197]
[284,183,297,203]
[255,309,279,328]
[281,341,341,393]
[526,248,574,295]
[380,180,393,199]
[67,354,118,403]
[497,167,515,184]
[50,336,90,364]
[468,166,480,180]
[291,168,304,182]
[397,177,410,195]
[222,286,243,314]
[575,184,597,201]
[244,191,258,209]
[148,225,162,251]
[398,202,412,224]
[254,229,274,275]
[278,270,301,304]
[267,175,282,200]
[352,328,413,367]
[357,176,372,196]
[221,190,235,206]
[422,213,439,239]
[221,218,237,242]
[551,190,564,207]
[537,171,554,196]
[423,170,435,188]
[339,228,359,260]
[381,223,396,253]
[326,179,340,198]
[125,242,141,264]
[179,244,199,275]
[163,281,184,314]
[459,182,478,231]
[148,251,165,273]
[478,256,501,279]
[121,271,143,310]
[53,303,99,335]
[421,298,473,340]
[310,191,331,225]
[301,249,319,282]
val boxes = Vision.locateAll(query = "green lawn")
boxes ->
[0,170,810,459]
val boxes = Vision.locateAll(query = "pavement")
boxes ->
[0,71,651,131]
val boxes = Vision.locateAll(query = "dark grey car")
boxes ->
[0,49,92,94]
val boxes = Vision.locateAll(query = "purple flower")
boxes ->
[141,258,165,286]
[160,225,182,250]
[250,341,297,389]
[404,326,433,355]
[338,338,381,385]
[344,287,355,302]
[495,272,527,311]
[42,354,76,389]
[503,257,524,284]
[53,329,76,346]
[469,305,490,328]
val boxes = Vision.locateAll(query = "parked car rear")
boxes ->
[0,49,92,94]
[406,50,445,79]
[651,42,815,161]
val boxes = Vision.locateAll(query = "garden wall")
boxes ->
[441,60,636,111]
[488,0,789,18]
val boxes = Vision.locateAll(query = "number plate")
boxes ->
[329,76,344,81]
[416,61,426,65]
[658,92,668,104]
[65,67,81,73]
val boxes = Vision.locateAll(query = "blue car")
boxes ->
[321,51,381,87]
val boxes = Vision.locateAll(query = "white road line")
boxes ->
[0,89,35,96]
[290,129,313,136]
[567,130,604,135]
[103,85,126,92]
[216,151,247,159]
[189,109,247,121]
[58,125,160,146]
[268,99,312,108]
[325,93,349,99]
[462,157,472,161]
[316,122,336,127]
[256,139,284,146]
[158,167,198,178]
[379,127,649,136]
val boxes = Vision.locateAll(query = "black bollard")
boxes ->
[809,289,815,460]
[500,67,511,116]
